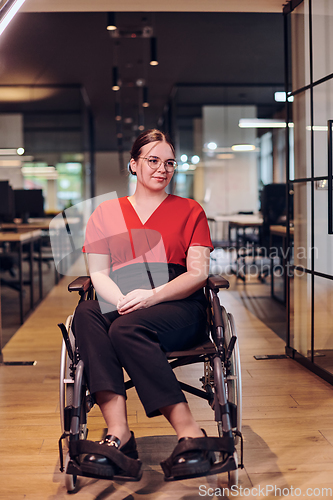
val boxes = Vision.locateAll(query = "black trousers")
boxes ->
[71,297,208,417]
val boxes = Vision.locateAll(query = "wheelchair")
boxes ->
[58,274,243,493]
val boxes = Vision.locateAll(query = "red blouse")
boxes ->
[83,194,213,271]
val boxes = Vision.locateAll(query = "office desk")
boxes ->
[1,220,52,232]
[228,215,263,245]
[208,214,263,248]
[207,216,230,248]
[0,230,42,324]
[227,216,263,279]
[269,225,294,304]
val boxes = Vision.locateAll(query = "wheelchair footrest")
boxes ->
[67,438,142,481]
[66,457,143,482]
[163,454,237,482]
[161,434,236,481]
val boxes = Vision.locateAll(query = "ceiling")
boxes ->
[21,0,284,14]
[0,2,286,155]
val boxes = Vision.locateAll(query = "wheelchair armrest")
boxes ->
[207,275,230,291]
[68,276,92,293]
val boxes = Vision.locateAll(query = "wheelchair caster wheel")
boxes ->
[65,452,78,493]
[228,451,238,488]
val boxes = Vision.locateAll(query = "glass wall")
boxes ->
[286,0,333,379]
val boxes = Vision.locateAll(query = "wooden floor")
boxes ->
[1,270,333,499]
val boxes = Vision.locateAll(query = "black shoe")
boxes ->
[160,429,216,480]
[171,435,215,478]
[83,431,139,476]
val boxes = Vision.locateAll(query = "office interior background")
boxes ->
[0,0,332,386]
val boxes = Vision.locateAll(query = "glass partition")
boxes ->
[286,0,333,383]
[312,0,333,83]
[313,275,333,373]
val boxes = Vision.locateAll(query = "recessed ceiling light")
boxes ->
[231,144,256,152]
[239,118,286,128]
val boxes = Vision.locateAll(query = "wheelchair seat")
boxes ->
[58,274,243,492]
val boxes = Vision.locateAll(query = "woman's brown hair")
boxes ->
[129,129,175,176]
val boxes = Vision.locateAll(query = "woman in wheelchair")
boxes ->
[71,129,216,481]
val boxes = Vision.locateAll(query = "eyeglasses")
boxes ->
[139,156,177,172]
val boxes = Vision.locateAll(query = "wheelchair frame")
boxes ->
[58,274,243,493]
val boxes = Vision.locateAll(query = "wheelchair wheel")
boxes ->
[214,355,239,488]
[221,308,242,444]
[60,315,89,447]
[60,315,75,436]
[64,452,78,493]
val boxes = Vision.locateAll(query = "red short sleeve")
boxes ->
[187,205,213,251]
[83,199,128,254]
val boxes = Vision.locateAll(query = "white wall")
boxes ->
[95,151,129,199]
[201,106,258,216]
[0,114,23,149]
[0,113,24,188]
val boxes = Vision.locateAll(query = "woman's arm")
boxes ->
[117,246,210,314]
[87,253,124,305]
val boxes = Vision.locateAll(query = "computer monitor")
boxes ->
[0,181,15,222]
[14,189,45,222]
[260,183,287,226]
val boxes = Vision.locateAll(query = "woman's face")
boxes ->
[130,140,175,192]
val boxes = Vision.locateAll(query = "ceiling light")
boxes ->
[115,102,121,121]
[150,37,158,66]
[0,148,18,155]
[306,125,328,131]
[216,153,235,160]
[0,86,58,102]
[231,144,256,152]
[112,67,120,91]
[142,86,149,107]
[191,155,200,164]
[17,147,25,155]
[0,0,26,38]
[0,159,21,167]
[203,146,233,153]
[180,154,188,162]
[274,91,294,102]
[106,12,117,31]
[239,118,286,128]
[21,166,58,178]
[207,142,217,150]
[182,163,189,170]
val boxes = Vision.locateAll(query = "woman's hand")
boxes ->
[117,288,155,314]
